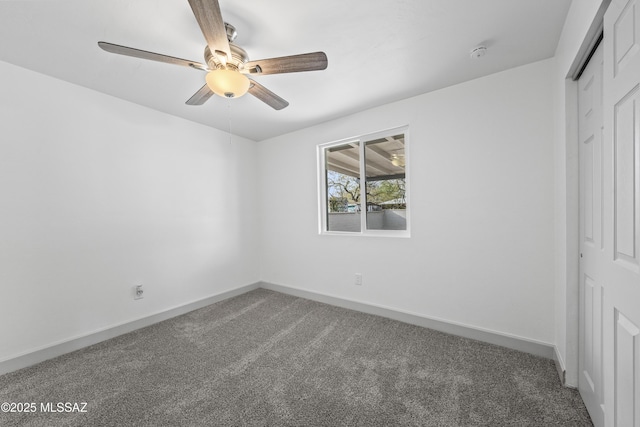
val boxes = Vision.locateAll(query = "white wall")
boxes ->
[0,61,259,362]
[258,59,556,344]
[552,0,607,386]
[1,5,603,370]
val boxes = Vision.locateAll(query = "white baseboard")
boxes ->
[1,281,557,376]
[553,345,568,387]
[260,281,555,360]
[0,282,260,376]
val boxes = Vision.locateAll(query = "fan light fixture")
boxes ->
[98,1,328,111]
[206,68,250,98]
[391,153,405,167]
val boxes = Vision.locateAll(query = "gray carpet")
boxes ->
[0,289,592,426]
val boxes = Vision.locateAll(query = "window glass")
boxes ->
[325,142,361,232]
[319,127,409,236]
[364,134,406,230]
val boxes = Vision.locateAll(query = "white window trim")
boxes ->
[317,125,410,238]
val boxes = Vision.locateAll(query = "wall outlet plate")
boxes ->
[355,273,362,286]
[134,284,144,300]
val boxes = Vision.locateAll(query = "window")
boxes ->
[318,127,409,236]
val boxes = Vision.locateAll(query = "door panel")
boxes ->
[603,1,640,426]
[613,87,639,266]
[579,43,605,427]
[613,0,640,76]
[614,310,640,426]
[585,135,595,243]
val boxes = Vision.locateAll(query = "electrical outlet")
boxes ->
[355,273,362,286]
[134,284,144,300]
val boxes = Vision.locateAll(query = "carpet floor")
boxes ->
[0,288,592,426]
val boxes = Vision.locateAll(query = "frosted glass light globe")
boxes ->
[206,69,250,98]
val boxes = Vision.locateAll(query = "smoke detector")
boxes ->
[470,46,487,59]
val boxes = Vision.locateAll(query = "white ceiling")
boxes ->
[0,0,572,141]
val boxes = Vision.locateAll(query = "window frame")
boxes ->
[317,125,410,237]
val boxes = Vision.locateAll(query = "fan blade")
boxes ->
[186,84,214,105]
[98,42,208,71]
[187,0,231,62]
[247,79,289,110]
[243,52,328,75]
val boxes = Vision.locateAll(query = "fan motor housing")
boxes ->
[204,44,249,70]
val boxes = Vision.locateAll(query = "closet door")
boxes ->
[602,0,640,425]
[578,42,605,427]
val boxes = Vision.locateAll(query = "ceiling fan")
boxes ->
[98,0,328,110]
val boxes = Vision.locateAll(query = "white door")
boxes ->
[602,0,640,426]
[579,43,605,427]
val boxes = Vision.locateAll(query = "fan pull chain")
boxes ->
[227,100,232,144]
